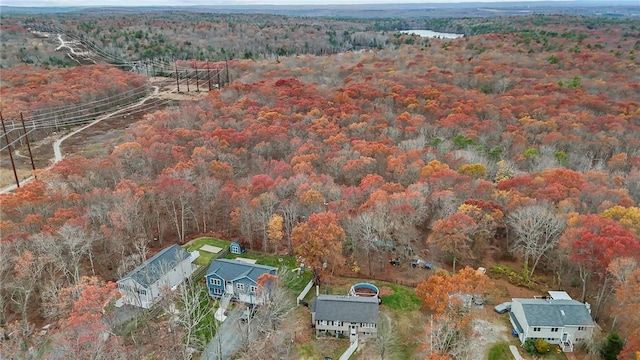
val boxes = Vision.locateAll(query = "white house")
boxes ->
[509,292,595,352]
[311,295,379,340]
[117,244,199,309]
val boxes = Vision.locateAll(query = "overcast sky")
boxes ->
[1,0,594,7]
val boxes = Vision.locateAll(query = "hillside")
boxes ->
[1,12,639,360]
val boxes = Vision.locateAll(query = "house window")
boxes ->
[213,288,222,295]
[576,338,583,342]
[319,320,327,326]
[533,327,541,332]
[210,278,221,286]
[250,285,258,293]
[551,328,559,332]
[138,289,147,295]
[334,321,343,327]
[578,326,586,331]
[236,283,245,291]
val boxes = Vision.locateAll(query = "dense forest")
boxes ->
[1,10,639,360]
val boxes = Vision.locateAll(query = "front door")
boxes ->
[561,332,568,342]
[226,281,234,295]
[350,325,357,341]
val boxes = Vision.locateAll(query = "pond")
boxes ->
[399,29,464,39]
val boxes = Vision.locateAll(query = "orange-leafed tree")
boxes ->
[266,214,285,253]
[291,212,345,285]
[427,213,477,273]
[417,267,490,359]
[416,267,491,316]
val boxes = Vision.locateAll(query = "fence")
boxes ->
[339,335,358,360]
[296,279,315,305]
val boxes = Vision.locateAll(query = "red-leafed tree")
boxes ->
[561,214,640,319]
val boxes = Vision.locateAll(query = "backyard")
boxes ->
[183,237,231,266]
[225,250,313,293]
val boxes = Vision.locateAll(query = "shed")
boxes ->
[230,241,246,254]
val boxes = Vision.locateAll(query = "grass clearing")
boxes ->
[376,283,421,311]
[183,237,230,266]
[296,338,350,360]
[225,250,295,268]
[488,342,512,360]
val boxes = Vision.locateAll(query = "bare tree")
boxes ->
[376,313,396,360]
[345,212,379,275]
[10,248,46,336]
[0,244,15,339]
[167,283,216,360]
[253,270,295,332]
[507,203,566,279]
[58,223,96,285]
[426,315,472,360]
[196,176,222,233]
[279,200,300,255]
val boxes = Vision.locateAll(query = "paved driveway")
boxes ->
[202,308,259,360]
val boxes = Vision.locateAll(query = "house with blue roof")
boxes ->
[205,259,277,305]
[117,244,199,309]
[509,291,595,352]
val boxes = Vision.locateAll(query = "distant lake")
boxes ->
[399,30,464,39]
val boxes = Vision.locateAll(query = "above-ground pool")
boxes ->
[349,282,379,297]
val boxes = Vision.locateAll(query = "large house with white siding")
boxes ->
[117,244,199,309]
[509,292,595,352]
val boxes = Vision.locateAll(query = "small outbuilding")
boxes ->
[230,241,246,254]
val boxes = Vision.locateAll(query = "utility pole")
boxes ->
[175,63,180,93]
[20,113,36,179]
[225,59,230,85]
[0,112,20,188]
[195,62,199,92]
[206,61,212,91]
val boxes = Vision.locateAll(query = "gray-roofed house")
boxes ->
[509,293,595,352]
[117,244,200,309]
[205,259,277,305]
[311,295,379,340]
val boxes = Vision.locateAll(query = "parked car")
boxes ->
[411,259,432,269]
[494,302,512,314]
[389,258,401,266]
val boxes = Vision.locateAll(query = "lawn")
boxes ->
[375,282,422,312]
[183,237,231,266]
[297,338,350,360]
[488,342,512,360]
[225,250,296,268]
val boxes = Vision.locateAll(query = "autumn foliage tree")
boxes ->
[417,267,491,359]
[560,214,640,318]
[291,212,345,285]
[427,213,477,273]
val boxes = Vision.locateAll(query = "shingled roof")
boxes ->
[206,259,277,283]
[514,298,594,327]
[121,244,191,287]
[311,295,379,324]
